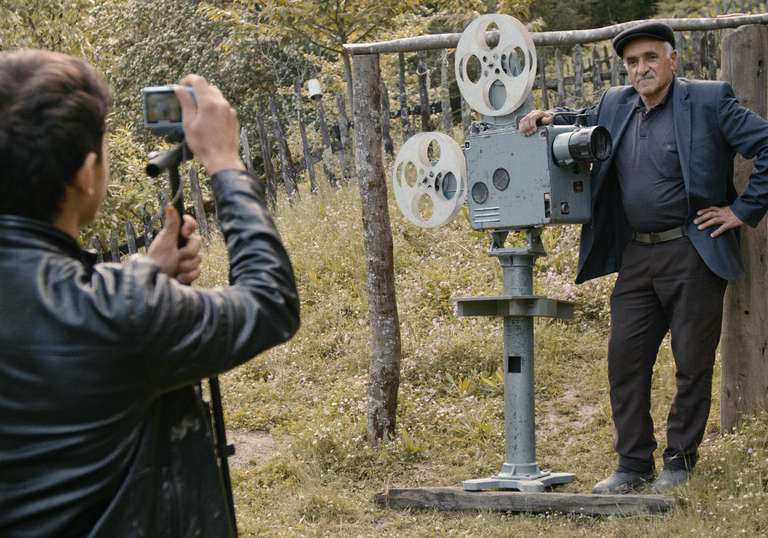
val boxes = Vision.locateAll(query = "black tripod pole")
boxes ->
[147,142,238,535]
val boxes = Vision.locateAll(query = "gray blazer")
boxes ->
[556,77,768,283]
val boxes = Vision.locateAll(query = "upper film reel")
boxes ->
[393,132,467,228]
[455,14,537,117]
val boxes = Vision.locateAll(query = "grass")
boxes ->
[194,177,768,537]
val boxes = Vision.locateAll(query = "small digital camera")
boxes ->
[141,85,195,137]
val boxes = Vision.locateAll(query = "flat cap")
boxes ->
[612,21,675,58]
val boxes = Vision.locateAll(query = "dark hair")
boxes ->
[0,49,112,222]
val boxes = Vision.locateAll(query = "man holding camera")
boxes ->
[520,21,768,493]
[0,49,299,537]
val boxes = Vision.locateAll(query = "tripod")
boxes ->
[147,141,238,534]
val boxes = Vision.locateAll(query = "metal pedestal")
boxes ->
[455,229,575,492]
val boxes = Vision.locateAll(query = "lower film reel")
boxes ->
[393,132,467,228]
[455,14,537,117]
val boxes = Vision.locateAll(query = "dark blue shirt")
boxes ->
[613,84,688,233]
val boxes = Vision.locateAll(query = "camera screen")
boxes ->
[145,91,182,124]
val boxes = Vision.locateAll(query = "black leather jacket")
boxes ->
[0,169,300,537]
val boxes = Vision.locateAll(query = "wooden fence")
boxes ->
[94,11,768,261]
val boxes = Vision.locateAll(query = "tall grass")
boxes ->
[195,178,768,537]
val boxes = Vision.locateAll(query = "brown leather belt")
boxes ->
[632,226,687,244]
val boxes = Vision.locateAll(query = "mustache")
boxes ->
[636,70,656,82]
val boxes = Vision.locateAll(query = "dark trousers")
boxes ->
[608,237,727,472]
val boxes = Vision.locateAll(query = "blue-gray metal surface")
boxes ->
[455,230,575,492]
[463,124,593,230]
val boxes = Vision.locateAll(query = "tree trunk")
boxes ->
[719,24,768,432]
[352,53,402,442]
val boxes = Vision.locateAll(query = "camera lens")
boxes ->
[552,126,612,167]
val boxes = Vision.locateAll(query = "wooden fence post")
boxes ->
[380,81,395,157]
[693,31,703,79]
[441,49,452,135]
[417,50,432,132]
[592,47,602,93]
[540,51,549,110]
[254,110,278,208]
[352,52,402,442]
[555,48,565,105]
[461,95,472,139]
[294,78,317,192]
[398,52,413,142]
[109,230,119,262]
[719,24,768,432]
[92,237,104,262]
[240,127,254,174]
[141,207,154,248]
[269,96,299,200]
[336,92,355,179]
[574,44,584,101]
[126,221,137,254]
[310,90,336,185]
[189,167,210,244]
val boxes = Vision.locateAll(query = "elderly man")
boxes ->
[520,22,768,493]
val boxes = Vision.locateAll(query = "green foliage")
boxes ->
[428,0,537,33]
[531,0,655,32]
[257,0,423,53]
[0,0,96,55]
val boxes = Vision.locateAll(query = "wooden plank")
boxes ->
[141,208,154,249]
[592,46,602,93]
[398,52,413,142]
[610,48,619,87]
[461,95,472,139]
[692,31,703,79]
[336,92,354,179]
[380,80,395,156]
[188,167,210,243]
[269,96,299,199]
[91,237,104,263]
[441,49,452,135]
[720,24,768,432]
[675,32,686,77]
[311,91,336,185]
[417,50,431,132]
[707,30,718,80]
[293,78,317,192]
[109,231,119,262]
[574,44,584,100]
[126,221,137,255]
[254,109,277,208]
[240,127,254,174]
[539,51,549,110]
[555,48,565,106]
[374,487,681,516]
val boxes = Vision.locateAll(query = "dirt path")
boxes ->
[225,430,279,466]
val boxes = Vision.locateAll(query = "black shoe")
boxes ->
[591,470,656,494]
[651,468,689,493]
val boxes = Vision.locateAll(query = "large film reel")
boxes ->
[393,132,467,228]
[455,14,537,117]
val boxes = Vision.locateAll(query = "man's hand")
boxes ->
[694,206,744,238]
[147,207,203,285]
[519,110,554,136]
[175,75,245,176]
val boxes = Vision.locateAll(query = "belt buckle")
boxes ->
[649,233,661,244]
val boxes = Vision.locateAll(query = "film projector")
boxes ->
[392,14,612,491]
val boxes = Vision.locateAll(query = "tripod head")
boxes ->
[146,138,193,247]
